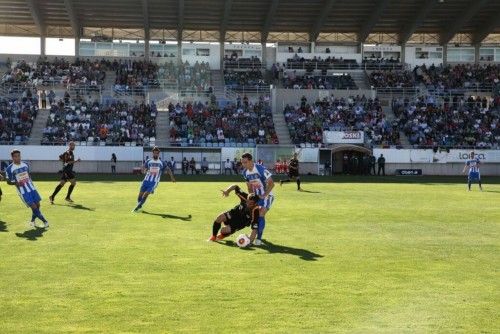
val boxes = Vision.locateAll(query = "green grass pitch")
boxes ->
[0,175,499,333]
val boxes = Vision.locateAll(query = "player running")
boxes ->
[280,152,301,190]
[5,149,49,228]
[49,141,81,204]
[241,152,274,246]
[132,146,175,212]
[462,151,483,191]
[208,184,259,243]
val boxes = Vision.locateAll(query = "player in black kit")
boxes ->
[49,141,81,204]
[208,184,260,243]
[280,152,301,190]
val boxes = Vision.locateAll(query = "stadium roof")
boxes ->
[0,0,499,44]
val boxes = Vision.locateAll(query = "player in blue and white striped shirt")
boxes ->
[241,152,275,245]
[5,149,49,228]
[133,146,175,212]
[462,151,483,191]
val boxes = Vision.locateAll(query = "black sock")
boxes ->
[479,181,482,189]
[212,222,221,236]
[51,184,63,198]
[66,184,75,199]
[297,178,301,190]
[468,181,471,190]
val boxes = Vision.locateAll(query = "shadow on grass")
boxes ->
[260,240,324,261]
[485,190,500,193]
[142,211,192,221]
[299,189,321,194]
[15,227,47,241]
[219,239,323,260]
[0,220,8,232]
[53,203,95,211]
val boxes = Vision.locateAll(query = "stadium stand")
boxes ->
[368,70,416,88]
[0,94,39,145]
[1,58,107,88]
[41,97,157,146]
[392,95,500,149]
[284,95,400,146]
[224,69,267,91]
[284,55,359,70]
[168,96,278,147]
[113,60,159,96]
[282,72,358,90]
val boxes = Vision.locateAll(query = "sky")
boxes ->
[0,36,76,56]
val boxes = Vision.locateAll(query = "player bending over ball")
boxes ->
[132,146,175,212]
[5,149,49,228]
[208,184,259,245]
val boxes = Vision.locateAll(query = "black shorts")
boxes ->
[288,170,299,178]
[61,170,76,181]
[223,211,248,234]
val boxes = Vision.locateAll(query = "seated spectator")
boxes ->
[168,95,278,146]
[392,95,499,148]
[283,72,358,90]
[0,93,38,145]
[224,69,267,91]
[41,96,157,146]
[369,70,415,88]
[284,95,400,147]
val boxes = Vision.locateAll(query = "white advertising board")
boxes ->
[373,149,500,163]
[0,145,144,161]
[323,131,364,144]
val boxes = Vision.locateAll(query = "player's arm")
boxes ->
[262,174,275,199]
[462,162,469,174]
[221,184,244,198]
[61,153,81,165]
[5,169,17,186]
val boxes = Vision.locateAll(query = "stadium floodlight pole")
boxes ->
[399,0,437,45]
[177,0,184,66]
[358,0,390,43]
[310,0,337,42]
[439,0,489,45]
[142,0,150,60]
[261,0,279,43]
[472,13,500,45]
[26,0,46,56]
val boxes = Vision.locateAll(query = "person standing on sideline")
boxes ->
[224,159,232,175]
[201,157,209,174]
[181,157,188,175]
[377,154,386,176]
[41,90,47,109]
[111,153,117,174]
[369,154,376,175]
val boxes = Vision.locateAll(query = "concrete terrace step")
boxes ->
[28,108,51,145]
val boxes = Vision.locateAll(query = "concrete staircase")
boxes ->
[381,100,410,146]
[155,109,171,147]
[272,109,292,145]
[350,70,371,90]
[28,108,51,145]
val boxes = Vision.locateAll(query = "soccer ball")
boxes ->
[236,234,250,248]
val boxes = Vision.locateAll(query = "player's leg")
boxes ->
[256,195,273,244]
[467,175,472,191]
[209,212,228,241]
[66,178,77,202]
[296,176,301,190]
[280,173,292,186]
[50,179,67,203]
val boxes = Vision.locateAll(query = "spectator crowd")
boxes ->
[0,92,38,144]
[168,95,278,146]
[284,95,400,146]
[42,97,157,146]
